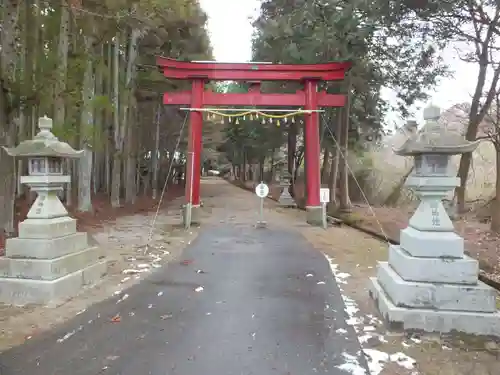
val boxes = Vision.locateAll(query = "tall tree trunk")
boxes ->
[32,0,41,136]
[104,42,113,194]
[456,55,500,213]
[491,144,500,233]
[321,144,330,184]
[287,122,297,195]
[242,151,247,181]
[152,101,161,199]
[54,0,69,128]
[125,96,137,203]
[123,28,141,204]
[93,44,104,194]
[338,87,351,212]
[328,121,340,210]
[77,29,95,212]
[110,33,122,207]
[0,0,22,236]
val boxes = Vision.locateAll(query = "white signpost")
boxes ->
[255,182,269,228]
[320,188,330,229]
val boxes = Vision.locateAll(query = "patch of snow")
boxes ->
[337,352,368,375]
[336,272,351,284]
[56,325,83,344]
[57,330,75,343]
[363,348,416,375]
[117,293,129,304]
[342,295,360,317]
[122,269,141,275]
[324,254,418,375]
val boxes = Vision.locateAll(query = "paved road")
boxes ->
[0,224,368,375]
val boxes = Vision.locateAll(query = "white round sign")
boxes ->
[255,183,269,198]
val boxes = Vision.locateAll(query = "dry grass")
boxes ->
[368,137,497,205]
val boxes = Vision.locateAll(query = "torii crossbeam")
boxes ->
[157,57,352,226]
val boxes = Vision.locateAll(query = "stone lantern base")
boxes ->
[278,186,296,207]
[0,216,107,306]
[369,232,500,336]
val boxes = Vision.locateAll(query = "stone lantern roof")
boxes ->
[393,105,480,156]
[2,116,83,158]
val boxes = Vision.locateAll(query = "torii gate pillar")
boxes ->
[304,80,322,225]
[184,79,204,224]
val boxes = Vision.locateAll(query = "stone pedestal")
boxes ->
[0,217,107,306]
[369,195,500,336]
[306,206,323,226]
[369,105,500,336]
[182,204,201,226]
[278,187,296,207]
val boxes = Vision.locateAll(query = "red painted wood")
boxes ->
[304,80,321,207]
[161,68,347,81]
[185,79,204,206]
[163,90,346,107]
[157,57,352,74]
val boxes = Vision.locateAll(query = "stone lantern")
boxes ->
[369,104,500,336]
[0,116,106,305]
[6,116,80,220]
[277,165,296,208]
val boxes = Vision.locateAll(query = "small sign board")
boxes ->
[255,183,269,198]
[320,188,330,203]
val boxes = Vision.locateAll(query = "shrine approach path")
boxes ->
[0,178,368,375]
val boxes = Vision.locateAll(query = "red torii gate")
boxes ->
[156,57,352,225]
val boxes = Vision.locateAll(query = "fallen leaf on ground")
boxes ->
[110,315,121,323]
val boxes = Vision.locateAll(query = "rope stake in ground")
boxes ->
[144,112,189,254]
[320,113,390,244]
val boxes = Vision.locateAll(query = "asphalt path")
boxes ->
[0,224,368,375]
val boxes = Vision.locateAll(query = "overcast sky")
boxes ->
[198,0,477,125]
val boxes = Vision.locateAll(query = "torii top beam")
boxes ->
[157,57,352,81]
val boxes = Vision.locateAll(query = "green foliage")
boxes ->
[219,82,286,165]
[4,0,212,126]
[252,0,450,125]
